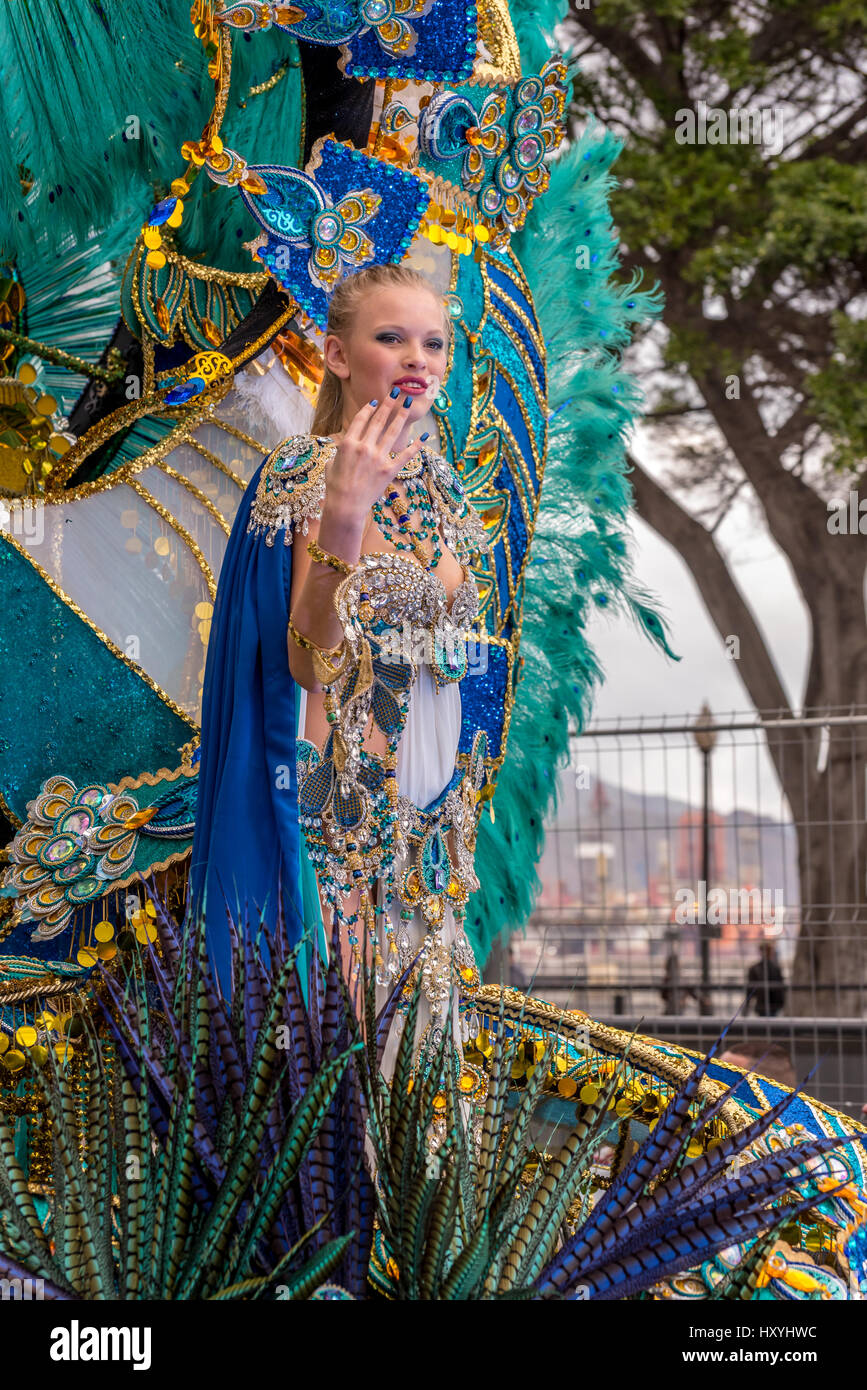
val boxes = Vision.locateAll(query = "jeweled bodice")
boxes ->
[338,550,480,632]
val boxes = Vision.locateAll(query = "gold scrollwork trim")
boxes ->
[211,416,272,457]
[125,477,218,599]
[487,409,535,524]
[485,420,535,634]
[212,24,234,135]
[494,250,546,356]
[0,529,198,730]
[666,1038,867,1140]
[247,55,297,99]
[0,974,83,1004]
[479,263,547,469]
[109,763,198,793]
[444,242,460,387]
[189,438,247,490]
[491,358,547,482]
[474,985,751,1135]
[136,241,270,359]
[503,244,536,304]
[487,301,547,414]
[486,379,549,634]
[47,397,213,497]
[59,845,193,901]
[157,460,232,535]
[0,788,23,830]
[486,269,546,363]
[226,299,299,373]
[155,248,269,291]
[142,332,156,396]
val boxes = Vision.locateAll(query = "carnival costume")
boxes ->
[0,0,867,1301]
[191,423,497,1059]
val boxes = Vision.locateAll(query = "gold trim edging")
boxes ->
[0,530,198,730]
[109,763,198,793]
[475,985,751,1135]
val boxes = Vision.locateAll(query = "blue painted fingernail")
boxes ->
[419,432,430,442]
[402,395,412,408]
[369,399,378,407]
[389,386,400,399]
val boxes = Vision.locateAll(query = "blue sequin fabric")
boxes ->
[237,140,429,329]
[218,0,476,83]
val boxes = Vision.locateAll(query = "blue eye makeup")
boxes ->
[374,331,445,349]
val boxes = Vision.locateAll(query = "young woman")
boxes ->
[190,263,493,1068]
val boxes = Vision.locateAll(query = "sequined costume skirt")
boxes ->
[297,661,477,1081]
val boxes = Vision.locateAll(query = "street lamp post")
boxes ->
[693,702,717,1017]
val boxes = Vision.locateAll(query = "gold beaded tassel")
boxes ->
[418,193,492,259]
[362,891,385,982]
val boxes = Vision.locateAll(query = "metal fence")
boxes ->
[497,707,867,1120]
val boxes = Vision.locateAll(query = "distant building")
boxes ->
[675,810,726,881]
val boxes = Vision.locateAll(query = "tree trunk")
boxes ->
[628,453,867,1016]
[791,742,867,1017]
[784,563,867,1016]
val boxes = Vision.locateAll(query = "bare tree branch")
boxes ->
[626,452,795,717]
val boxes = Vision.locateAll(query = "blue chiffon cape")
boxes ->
[187,455,323,996]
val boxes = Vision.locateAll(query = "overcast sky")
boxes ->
[571,469,812,817]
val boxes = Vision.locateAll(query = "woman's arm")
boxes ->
[287,397,426,691]
[288,503,366,692]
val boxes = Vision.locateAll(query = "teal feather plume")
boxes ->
[468,109,674,961]
[0,0,206,254]
[3,220,138,437]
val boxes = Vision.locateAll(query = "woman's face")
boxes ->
[325,284,449,430]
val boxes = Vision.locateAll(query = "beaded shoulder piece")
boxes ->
[247,434,335,547]
[421,447,491,560]
[247,432,490,556]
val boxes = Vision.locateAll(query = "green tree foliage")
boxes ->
[567,0,867,1010]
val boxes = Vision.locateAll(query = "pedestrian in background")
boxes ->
[747,940,785,1017]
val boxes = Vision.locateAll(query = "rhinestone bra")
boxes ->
[341,550,480,631]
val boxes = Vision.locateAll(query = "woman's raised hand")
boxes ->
[323,395,428,525]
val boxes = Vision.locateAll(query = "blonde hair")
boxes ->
[311,263,451,437]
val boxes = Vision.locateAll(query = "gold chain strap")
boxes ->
[287,614,353,686]
[306,538,355,576]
